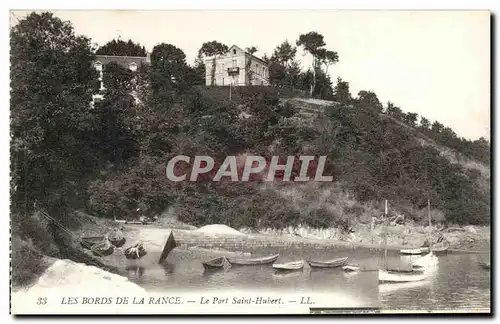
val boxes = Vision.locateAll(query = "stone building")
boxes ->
[204,45,269,86]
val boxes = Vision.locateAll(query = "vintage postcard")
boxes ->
[9,9,491,315]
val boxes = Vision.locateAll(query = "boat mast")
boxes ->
[428,198,432,249]
[383,199,388,270]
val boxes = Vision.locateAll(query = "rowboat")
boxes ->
[342,265,360,272]
[202,256,230,270]
[479,262,490,270]
[378,269,427,283]
[307,257,348,268]
[400,247,429,255]
[431,244,449,254]
[108,228,126,247]
[79,236,106,249]
[91,238,115,256]
[272,261,304,272]
[228,254,279,265]
[124,242,147,260]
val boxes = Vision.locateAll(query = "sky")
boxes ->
[11,10,490,140]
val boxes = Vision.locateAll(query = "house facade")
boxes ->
[92,53,151,104]
[204,45,269,86]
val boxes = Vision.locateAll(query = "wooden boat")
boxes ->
[378,269,427,283]
[307,257,348,268]
[108,228,126,247]
[202,256,229,270]
[272,261,304,272]
[342,264,360,272]
[431,244,449,254]
[479,262,491,270]
[400,248,428,255]
[79,236,106,249]
[124,242,147,260]
[228,254,279,265]
[91,238,115,256]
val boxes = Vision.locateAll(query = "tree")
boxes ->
[296,32,326,96]
[198,41,229,86]
[333,77,351,105]
[431,121,444,134]
[316,48,339,75]
[96,39,146,56]
[150,43,189,97]
[404,112,418,127]
[245,46,258,55]
[10,12,100,217]
[357,91,383,113]
[420,116,431,130]
[271,40,297,67]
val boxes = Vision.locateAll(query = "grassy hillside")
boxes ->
[88,85,490,230]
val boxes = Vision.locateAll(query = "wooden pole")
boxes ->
[428,199,431,228]
[383,199,388,269]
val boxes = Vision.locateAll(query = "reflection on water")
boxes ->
[123,246,490,310]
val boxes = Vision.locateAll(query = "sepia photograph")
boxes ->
[8,8,491,315]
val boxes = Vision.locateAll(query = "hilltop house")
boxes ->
[204,45,269,87]
[92,53,151,104]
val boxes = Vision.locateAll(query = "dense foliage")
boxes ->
[11,13,490,239]
[96,38,147,56]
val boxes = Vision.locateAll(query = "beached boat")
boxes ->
[307,257,348,268]
[228,254,279,265]
[272,261,304,272]
[108,228,126,247]
[79,236,106,249]
[202,256,230,270]
[342,264,360,272]
[479,262,490,270]
[91,238,115,256]
[124,242,147,260]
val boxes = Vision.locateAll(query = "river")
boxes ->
[123,246,490,311]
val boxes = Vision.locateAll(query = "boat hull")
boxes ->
[272,262,304,272]
[342,265,360,272]
[228,254,279,265]
[202,257,229,270]
[479,262,491,270]
[400,248,428,255]
[307,257,348,268]
[378,269,427,283]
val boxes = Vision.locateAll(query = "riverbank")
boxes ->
[11,213,490,293]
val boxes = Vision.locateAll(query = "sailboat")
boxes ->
[378,200,429,284]
[410,199,439,272]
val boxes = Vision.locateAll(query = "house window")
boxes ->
[233,49,236,55]
[232,59,237,67]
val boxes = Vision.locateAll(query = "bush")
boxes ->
[11,236,50,288]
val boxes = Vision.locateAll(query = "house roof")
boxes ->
[94,55,150,68]
[229,45,268,65]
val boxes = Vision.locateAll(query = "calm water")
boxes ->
[123,246,490,311]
